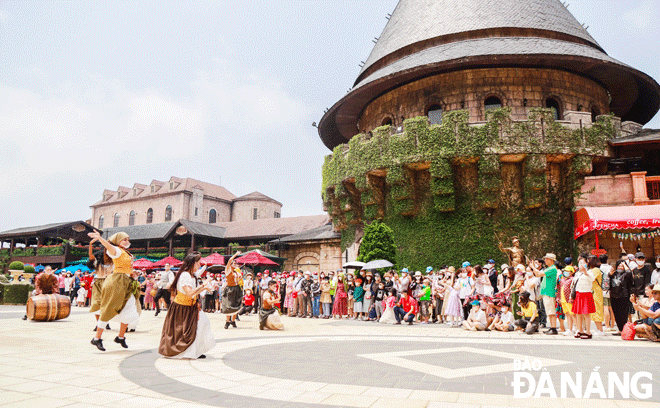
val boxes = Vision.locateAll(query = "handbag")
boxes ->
[150,288,157,297]
[339,291,348,299]
[621,322,636,341]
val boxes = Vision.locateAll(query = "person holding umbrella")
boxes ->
[221,251,242,329]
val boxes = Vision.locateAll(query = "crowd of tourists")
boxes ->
[22,228,660,359]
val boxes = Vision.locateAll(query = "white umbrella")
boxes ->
[363,259,394,270]
[342,261,366,269]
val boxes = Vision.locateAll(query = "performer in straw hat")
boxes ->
[88,230,141,351]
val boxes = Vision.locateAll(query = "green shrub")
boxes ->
[36,245,64,256]
[23,265,35,274]
[0,274,9,283]
[8,261,24,271]
[0,282,34,304]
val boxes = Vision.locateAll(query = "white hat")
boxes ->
[501,264,509,270]
[414,271,422,277]
[304,271,311,276]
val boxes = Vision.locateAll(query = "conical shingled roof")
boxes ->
[356,0,600,85]
[317,0,660,150]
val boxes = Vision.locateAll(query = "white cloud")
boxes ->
[623,1,655,29]
[0,62,323,231]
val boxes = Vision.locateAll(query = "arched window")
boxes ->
[484,96,502,111]
[209,209,217,224]
[427,104,443,125]
[545,97,562,120]
[165,205,172,221]
[129,210,136,226]
[381,117,393,126]
[591,106,601,123]
[98,215,104,230]
[146,208,153,224]
[113,213,120,228]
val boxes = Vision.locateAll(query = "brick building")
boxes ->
[90,176,282,230]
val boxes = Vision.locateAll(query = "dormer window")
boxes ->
[151,185,155,193]
[170,182,174,189]
[133,189,138,196]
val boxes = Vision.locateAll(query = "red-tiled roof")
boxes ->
[218,215,330,240]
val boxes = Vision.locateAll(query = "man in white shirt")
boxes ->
[154,263,175,316]
[463,300,487,331]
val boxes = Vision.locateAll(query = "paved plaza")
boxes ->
[1,305,659,408]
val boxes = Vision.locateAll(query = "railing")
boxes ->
[647,176,660,200]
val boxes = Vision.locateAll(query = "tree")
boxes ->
[357,221,397,264]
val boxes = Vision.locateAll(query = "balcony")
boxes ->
[647,176,660,201]
[575,171,660,207]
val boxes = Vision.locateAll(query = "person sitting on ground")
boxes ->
[463,300,487,331]
[393,290,418,325]
[631,284,660,341]
[514,291,539,335]
[238,288,255,315]
[490,302,515,332]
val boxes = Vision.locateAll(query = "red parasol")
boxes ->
[152,256,183,267]
[132,258,154,269]
[234,252,279,266]
[200,252,226,266]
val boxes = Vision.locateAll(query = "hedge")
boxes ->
[8,261,24,271]
[0,282,34,305]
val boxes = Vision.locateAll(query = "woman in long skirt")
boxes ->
[379,288,398,324]
[88,231,141,351]
[159,252,215,359]
[221,252,243,329]
[87,238,114,330]
[332,275,348,318]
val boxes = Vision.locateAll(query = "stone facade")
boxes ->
[358,68,609,134]
[90,177,282,229]
[575,175,634,207]
[279,241,342,273]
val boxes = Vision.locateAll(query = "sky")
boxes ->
[0,0,658,232]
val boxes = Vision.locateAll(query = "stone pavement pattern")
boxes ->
[1,305,658,408]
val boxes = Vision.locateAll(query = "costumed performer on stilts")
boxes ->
[222,251,243,329]
[159,252,215,359]
[260,279,284,330]
[88,230,141,351]
[87,237,113,331]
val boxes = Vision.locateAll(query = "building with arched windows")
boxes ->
[318,0,660,267]
[90,176,283,229]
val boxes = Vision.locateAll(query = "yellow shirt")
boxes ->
[520,301,537,319]
[108,245,133,274]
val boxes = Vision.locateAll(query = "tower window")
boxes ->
[591,106,601,123]
[484,96,502,111]
[209,209,217,224]
[381,117,393,126]
[427,104,443,125]
[545,97,562,120]
[165,205,173,221]
[274,211,280,218]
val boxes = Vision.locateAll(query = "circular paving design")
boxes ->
[119,334,660,407]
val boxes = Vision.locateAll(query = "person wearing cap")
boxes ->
[398,268,411,298]
[462,300,487,331]
[76,281,88,307]
[457,267,475,320]
[514,291,539,334]
[238,288,255,315]
[87,230,141,351]
[631,284,660,341]
[394,290,418,325]
[529,253,559,335]
[632,252,652,300]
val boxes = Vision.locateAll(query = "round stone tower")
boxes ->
[318,0,660,268]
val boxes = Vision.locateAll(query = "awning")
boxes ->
[574,205,660,239]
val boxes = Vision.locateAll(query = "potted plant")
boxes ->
[8,261,24,281]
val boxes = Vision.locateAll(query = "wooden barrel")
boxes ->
[26,294,71,321]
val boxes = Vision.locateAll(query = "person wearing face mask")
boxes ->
[154,264,175,317]
[457,266,475,320]
[87,231,141,351]
[631,252,652,300]
[489,302,514,332]
[529,253,559,335]
[651,256,660,286]
[571,257,596,339]
[608,259,634,334]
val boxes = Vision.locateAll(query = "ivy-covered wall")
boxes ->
[323,108,616,269]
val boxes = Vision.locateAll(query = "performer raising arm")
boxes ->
[88,230,141,351]
[221,251,242,329]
